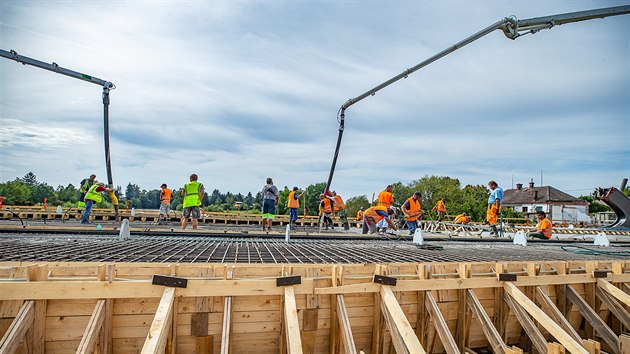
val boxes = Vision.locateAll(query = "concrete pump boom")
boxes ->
[0,49,119,217]
[325,5,630,193]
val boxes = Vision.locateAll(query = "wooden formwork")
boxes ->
[0,260,629,354]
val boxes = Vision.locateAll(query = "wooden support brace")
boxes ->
[336,295,358,354]
[503,282,587,354]
[597,279,630,306]
[503,292,547,354]
[547,342,566,354]
[466,289,509,354]
[141,287,176,354]
[220,296,232,354]
[380,286,426,354]
[425,291,460,354]
[535,286,583,344]
[0,300,34,354]
[581,339,600,354]
[595,286,630,329]
[566,285,619,354]
[75,299,106,354]
[284,286,304,354]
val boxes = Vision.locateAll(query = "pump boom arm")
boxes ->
[325,5,630,192]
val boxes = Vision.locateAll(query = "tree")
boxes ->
[0,180,32,205]
[579,196,612,214]
[277,186,291,215]
[125,183,141,200]
[345,195,370,219]
[21,172,38,185]
[304,182,327,216]
[31,182,55,205]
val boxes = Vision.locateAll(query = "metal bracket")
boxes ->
[373,274,397,286]
[498,273,517,282]
[593,270,609,278]
[152,274,188,288]
[276,275,301,287]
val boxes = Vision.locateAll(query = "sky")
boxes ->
[0,0,628,200]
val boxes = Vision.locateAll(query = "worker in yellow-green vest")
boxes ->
[78,174,96,210]
[181,174,205,230]
[80,182,112,224]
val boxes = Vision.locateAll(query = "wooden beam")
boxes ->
[503,292,547,354]
[98,264,114,354]
[336,295,358,354]
[503,282,587,354]
[283,286,303,354]
[381,299,408,353]
[380,286,426,354]
[534,286,582,343]
[425,291,460,354]
[0,300,34,354]
[466,289,508,354]
[27,264,47,354]
[220,296,232,354]
[141,287,176,354]
[595,286,630,329]
[566,285,619,353]
[597,279,630,307]
[75,299,105,354]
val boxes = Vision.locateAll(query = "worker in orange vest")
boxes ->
[158,183,173,224]
[319,194,335,230]
[362,206,397,235]
[287,187,305,228]
[527,211,552,239]
[332,191,350,230]
[401,192,423,235]
[356,207,364,222]
[486,180,503,236]
[377,185,394,208]
[431,197,447,222]
[453,212,470,224]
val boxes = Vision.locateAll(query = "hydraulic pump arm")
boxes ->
[0,49,119,216]
[325,5,630,192]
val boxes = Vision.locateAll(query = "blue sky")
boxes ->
[0,0,628,199]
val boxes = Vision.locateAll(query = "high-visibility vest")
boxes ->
[183,181,203,208]
[363,206,388,222]
[537,218,553,238]
[287,191,300,209]
[404,197,422,221]
[80,178,95,193]
[161,188,172,204]
[377,191,393,208]
[356,210,363,221]
[454,214,468,224]
[434,200,446,212]
[333,195,345,211]
[321,198,333,214]
[84,184,103,203]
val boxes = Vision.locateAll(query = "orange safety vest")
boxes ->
[404,197,422,221]
[333,195,345,211]
[537,218,553,238]
[377,191,393,208]
[356,210,363,221]
[363,206,389,222]
[454,214,468,224]
[287,191,300,209]
[161,188,172,204]
[434,200,446,212]
[321,198,333,214]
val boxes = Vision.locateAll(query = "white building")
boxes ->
[503,181,590,225]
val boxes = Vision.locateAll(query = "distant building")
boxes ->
[503,180,589,225]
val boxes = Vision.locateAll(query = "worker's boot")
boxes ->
[490,225,498,236]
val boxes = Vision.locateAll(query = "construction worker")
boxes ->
[332,191,350,230]
[158,183,173,224]
[377,185,394,208]
[319,194,335,230]
[356,207,364,221]
[486,180,503,236]
[432,197,447,222]
[527,211,552,239]
[80,182,112,224]
[261,178,279,232]
[453,212,470,224]
[181,174,205,230]
[78,174,96,210]
[362,206,397,235]
[287,186,305,228]
[401,192,423,235]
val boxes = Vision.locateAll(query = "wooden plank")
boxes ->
[503,292,547,354]
[620,335,630,354]
[425,291,460,354]
[284,286,303,354]
[28,264,47,354]
[336,295,358,354]
[566,285,619,354]
[597,279,630,306]
[75,299,105,354]
[380,286,426,354]
[0,300,34,354]
[191,313,209,337]
[534,286,582,344]
[381,299,407,354]
[141,287,176,354]
[196,336,213,354]
[595,286,630,329]
[466,289,507,354]
[220,296,232,354]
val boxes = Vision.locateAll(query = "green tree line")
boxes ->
[0,172,616,221]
